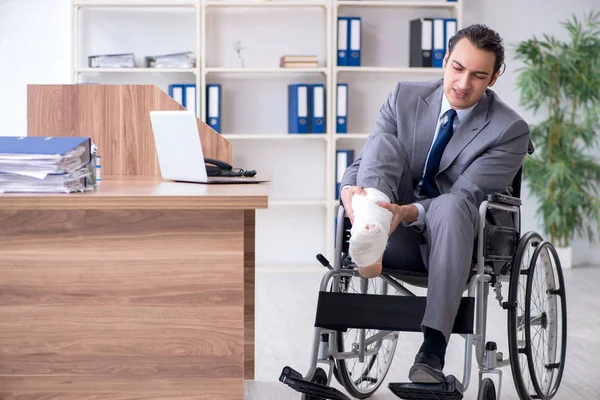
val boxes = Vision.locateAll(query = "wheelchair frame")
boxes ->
[301,196,521,399]
[281,142,566,400]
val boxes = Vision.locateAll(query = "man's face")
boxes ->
[442,37,500,110]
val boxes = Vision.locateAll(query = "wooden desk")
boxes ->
[0,177,269,399]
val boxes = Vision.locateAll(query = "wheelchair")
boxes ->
[280,163,568,400]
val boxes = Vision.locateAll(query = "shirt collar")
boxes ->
[439,92,478,123]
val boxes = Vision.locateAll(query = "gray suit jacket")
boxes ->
[341,79,530,226]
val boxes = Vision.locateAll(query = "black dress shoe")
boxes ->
[408,352,446,383]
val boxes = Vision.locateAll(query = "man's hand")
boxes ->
[340,186,367,224]
[376,202,419,234]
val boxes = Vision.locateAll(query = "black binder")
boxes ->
[410,18,433,68]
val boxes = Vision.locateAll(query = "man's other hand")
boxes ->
[340,186,367,224]
[376,203,419,234]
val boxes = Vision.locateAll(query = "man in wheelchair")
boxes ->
[281,22,567,400]
[338,24,529,384]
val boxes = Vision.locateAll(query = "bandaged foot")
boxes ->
[349,188,393,276]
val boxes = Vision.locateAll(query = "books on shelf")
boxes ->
[167,83,220,131]
[288,83,326,134]
[146,51,196,68]
[336,83,348,134]
[0,136,95,193]
[410,17,457,68]
[334,14,457,69]
[87,52,196,69]
[206,84,222,133]
[280,55,318,68]
[335,149,354,200]
[168,83,197,115]
[88,53,136,68]
[337,17,361,67]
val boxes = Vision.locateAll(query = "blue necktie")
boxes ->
[420,109,458,198]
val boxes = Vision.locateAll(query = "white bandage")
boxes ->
[349,188,393,267]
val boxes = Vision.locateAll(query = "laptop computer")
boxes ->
[150,110,267,184]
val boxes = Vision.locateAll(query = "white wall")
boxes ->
[0,0,71,135]
[1,0,598,266]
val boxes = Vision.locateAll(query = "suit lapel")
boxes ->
[412,84,444,180]
[438,93,491,172]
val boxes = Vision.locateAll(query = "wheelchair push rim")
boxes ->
[332,273,399,399]
[507,232,567,400]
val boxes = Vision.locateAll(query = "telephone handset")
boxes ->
[204,157,257,177]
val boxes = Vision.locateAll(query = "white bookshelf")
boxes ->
[336,66,446,74]
[71,0,462,265]
[73,1,199,8]
[223,134,328,140]
[204,0,329,8]
[335,133,369,139]
[336,1,459,9]
[205,67,329,74]
[74,67,198,74]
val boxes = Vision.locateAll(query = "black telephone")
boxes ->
[205,157,257,177]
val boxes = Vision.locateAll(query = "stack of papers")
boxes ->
[145,52,196,68]
[0,137,95,193]
[88,53,136,68]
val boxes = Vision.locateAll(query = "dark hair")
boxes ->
[447,24,505,76]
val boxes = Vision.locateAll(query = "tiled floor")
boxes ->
[245,264,600,400]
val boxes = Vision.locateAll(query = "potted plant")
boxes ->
[514,11,600,268]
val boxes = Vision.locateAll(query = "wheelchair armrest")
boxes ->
[486,192,522,206]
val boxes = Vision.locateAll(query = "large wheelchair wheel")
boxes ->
[331,269,400,399]
[507,232,567,400]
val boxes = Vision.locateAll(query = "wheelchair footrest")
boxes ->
[279,366,351,400]
[388,375,464,399]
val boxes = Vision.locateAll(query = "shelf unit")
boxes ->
[222,134,328,140]
[205,67,329,74]
[71,0,463,265]
[71,0,201,100]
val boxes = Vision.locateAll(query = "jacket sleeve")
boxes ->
[339,82,403,203]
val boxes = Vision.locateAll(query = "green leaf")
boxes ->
[515,11,600,244]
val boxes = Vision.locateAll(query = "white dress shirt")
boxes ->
[406,92,478,228]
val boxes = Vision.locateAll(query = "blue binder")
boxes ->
[432,19,445,68]
[348,17,362,67]
[0,136,92,172]
[206,84,221,133]
[182,83,197,115]
[288,84,309,134]
[0,136,90,157]
[335,149,354,199]
[310,84,326,134]
[444,18,458,55]
[336,83,348,134]
[337,17,349,66]
[168,84,184,106]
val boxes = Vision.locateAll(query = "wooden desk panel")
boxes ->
[27,84,233,174]
[0,178,269,398]
[0,177,269,211]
